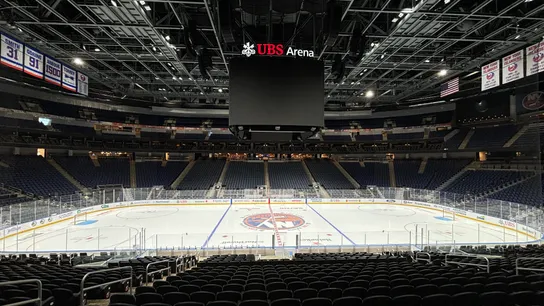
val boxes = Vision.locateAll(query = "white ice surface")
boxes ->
[0,204,532,252]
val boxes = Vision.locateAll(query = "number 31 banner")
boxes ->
[0,33,23,71]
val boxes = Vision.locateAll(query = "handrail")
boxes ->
[0,279,42,306]
[415,252,432,263]
[445,254,490,273]
[515,257,544,275]
[175,255,185,273]
[79,267,133,306]
[145,260,171,286]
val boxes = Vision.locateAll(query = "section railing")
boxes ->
[515,257,544,275]
[145,260,171,286]
[445,254,490,273]
[79,267,133,306]
[0,279,42,306]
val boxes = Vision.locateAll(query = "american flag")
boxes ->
[440,77,459,97]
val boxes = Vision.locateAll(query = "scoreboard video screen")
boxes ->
[229,56,324,128]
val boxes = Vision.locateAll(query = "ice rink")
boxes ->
[0,203,534,253]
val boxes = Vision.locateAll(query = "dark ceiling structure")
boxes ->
[0,0,543,111]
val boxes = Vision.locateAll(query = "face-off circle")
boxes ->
[242,213,305,231]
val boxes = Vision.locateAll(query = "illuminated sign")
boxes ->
[242,43,314,58]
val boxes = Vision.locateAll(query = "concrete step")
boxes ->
[459,129,475,149]
[48,158,88,193]
[333,160,360,188]
[171,160,196,189]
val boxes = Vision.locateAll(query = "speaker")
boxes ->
[218,0,236,44]
[331,54,345,83]
[198,47,212,79]
[349,22,366,63]
[324,0,342,47]
[184,20,198,58]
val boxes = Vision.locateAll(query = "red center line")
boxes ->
[267,203,283,247]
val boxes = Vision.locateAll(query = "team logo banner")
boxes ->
[45,57,62,86]
[502,50,524,84]
[526,41,544,76]
[62,65,77,91]
[0,33,23,71]
[23,46,44,79]
[77,72,88,96]
[481,60,500,91]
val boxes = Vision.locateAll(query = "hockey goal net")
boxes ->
[74,212,88,225]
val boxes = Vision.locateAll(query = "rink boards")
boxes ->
[0,198,540,243]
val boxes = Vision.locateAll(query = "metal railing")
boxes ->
[79,267,133,306]
[415,252,432,263]
[145,260,171,286]
[445,254,490,273]
[0,279,42,306]
[515,257,544,275]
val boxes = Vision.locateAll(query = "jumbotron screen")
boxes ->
[229,56,324,128]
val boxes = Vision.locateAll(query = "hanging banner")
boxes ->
[526,41,544,76]
[44,57,62,86]
[23,46,44,79]
[61,65,77,91]
[77,72,88,96]
[502,50,524,84]
[481,60,500,91]
[0,33,23,71]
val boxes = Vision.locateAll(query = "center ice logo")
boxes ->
[243,213,305,230]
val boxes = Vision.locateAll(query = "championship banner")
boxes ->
[526,41,544,76]
[502,50,524,84]
[61,65,77,91]
[0,33,23,71]
[77,72,88,96]
[481,60,500,91]
[44,57,62,86]
[23,46,44,79]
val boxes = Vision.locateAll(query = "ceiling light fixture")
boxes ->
[144,5,151,11]
[218,88,223,93]
[165,35,170,41]
[425,59,430,63]
[365,90,375,98]
[444,0,450,4]
[73,58,84,65]
[515,34,521,39]
[438,69,448,76]
[392,18,398,23]
[94,47,100,52]
[111,0,117,6]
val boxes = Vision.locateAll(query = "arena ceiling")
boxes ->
[1,0,544,111]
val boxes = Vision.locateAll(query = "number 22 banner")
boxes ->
[1,33,23,71]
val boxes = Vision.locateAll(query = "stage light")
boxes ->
[73,58,84,65]
[365,90,375,98]
[438,69,447,76]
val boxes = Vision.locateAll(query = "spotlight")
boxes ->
[73,58,84,65]
[365,90,375,98]
[438,69,448,76]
